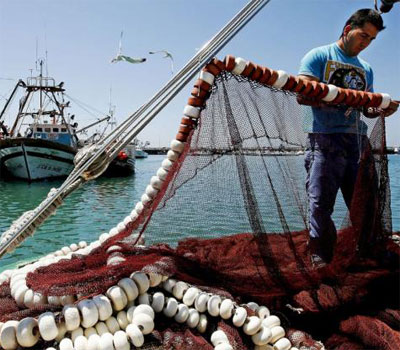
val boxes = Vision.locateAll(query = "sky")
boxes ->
[0,0,399,147]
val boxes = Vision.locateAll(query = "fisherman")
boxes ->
[298,8,399,267]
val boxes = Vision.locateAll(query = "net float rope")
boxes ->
[1,55,394,310]
[0,0,272,259]
[0,54,394,349]
[0,272,295,350]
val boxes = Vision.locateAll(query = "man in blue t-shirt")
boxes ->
[298,9,398,267]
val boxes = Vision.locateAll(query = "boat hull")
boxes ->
[0,138,76,181]
[102,157,135,177]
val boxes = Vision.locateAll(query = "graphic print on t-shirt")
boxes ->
[324,60,366,91]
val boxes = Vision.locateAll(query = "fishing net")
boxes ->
[0,57,399,350]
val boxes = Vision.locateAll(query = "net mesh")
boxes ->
[1,62,399,350]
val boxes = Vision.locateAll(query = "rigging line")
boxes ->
[0,0,272,258]
[65,93,109,118]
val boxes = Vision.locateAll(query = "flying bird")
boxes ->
[149,50,174,74]
[111,31,146,64]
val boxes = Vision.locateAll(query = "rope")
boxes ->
[0,0,272,259]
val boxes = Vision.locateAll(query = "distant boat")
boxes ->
[135,148,148,159]
[131,140,149,159]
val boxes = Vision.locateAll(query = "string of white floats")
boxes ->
[0,270,297,350]
[0,56,313,349]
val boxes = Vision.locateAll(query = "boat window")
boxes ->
[61,128,67,132]
[37,127,43,132]
[53,128,59,132]
[45,128,51,132]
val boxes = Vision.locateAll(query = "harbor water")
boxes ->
[1,154,399,272]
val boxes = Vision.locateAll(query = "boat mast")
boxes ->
[0,80,24,123]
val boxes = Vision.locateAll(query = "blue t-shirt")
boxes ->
[298,43,374,134]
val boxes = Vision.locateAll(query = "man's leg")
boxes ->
[306,134,346,263]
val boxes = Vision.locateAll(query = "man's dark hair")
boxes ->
[341,9,385,37]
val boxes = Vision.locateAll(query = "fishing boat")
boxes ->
[0,62,135,181]
[0,65,79,181]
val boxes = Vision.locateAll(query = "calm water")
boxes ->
[1,154,399,272]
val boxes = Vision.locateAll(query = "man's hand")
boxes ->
[382,100,399,117]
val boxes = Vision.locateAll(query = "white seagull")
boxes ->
[111,31,146,64]
[149,50,174,74]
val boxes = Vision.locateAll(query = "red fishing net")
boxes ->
[1,57,399,349]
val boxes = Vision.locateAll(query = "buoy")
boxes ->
[215,343,233,350]
[16,317,39,347]
[207,295,222,317]
[107,286,128,311]
[133,304,155,320]
[38,312,58,341]
[172,281,189,300]
[272,70,289,89]
[256,306,270,319]
[74,335,88,350]
[163,297,179,318]
[116,311,129,330]
[219,299,234,319]
[187,308,200,328]
[174,304,190,323]
[87,333,101,350]
[170,139,185,153]
[167,149,180,161]
[71,327,84,342]
[113,330,130,350]
[0,320,19,350]
[99,332,115,350]
[130,271,150,294]
[59,337,74,350]
[138,292,151,305]
[273,337,291,350]
[105,316,120,335]
[162,278,177,293]
[196,314,208,333]
[251,326,272,346]
[78,299,99,328]
[194,292,209,313]
[118,278,139,302]
[243,316,262,336]
[232,57,247,75]
[182,287,199,306]
[95,322,109,335]
[148,272,163,287]
[92,294,113,321]
[125,324,144,347]
[262,315,281,329]
[151,291,165,313]
[131,313,154,335]
[211,329,229,346]
[84,327,97,338]
[269,326,285,343]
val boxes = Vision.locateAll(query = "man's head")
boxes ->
[339,9,385,56]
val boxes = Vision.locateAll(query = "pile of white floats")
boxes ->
[0,270,297,350]
[0,57,304,350]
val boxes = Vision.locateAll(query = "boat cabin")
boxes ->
[29,122,76,147]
